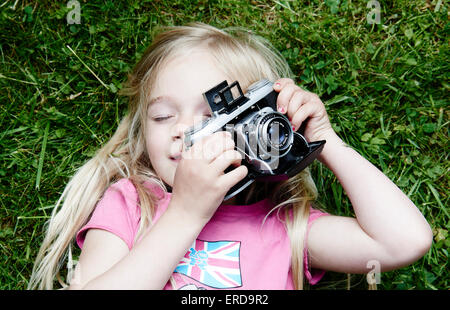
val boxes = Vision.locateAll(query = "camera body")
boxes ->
[184,79,326,200]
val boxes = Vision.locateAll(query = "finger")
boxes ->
[191,131,235,162]
[275,83,297,115]
[211,149,244,174]
[290,102,317,132]
[286,89,308,121]
[219,165,249,191]
[273,78,295,91]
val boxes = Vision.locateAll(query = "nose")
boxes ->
[172,113,199,141]
[172,123,189,141]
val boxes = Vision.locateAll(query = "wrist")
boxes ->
[166,198,210,231]
[317,131,349,166]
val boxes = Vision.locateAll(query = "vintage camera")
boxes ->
[184,79,326,200]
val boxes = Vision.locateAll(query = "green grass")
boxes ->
[0,0,448,290]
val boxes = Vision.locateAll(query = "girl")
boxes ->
[29,23,432,290]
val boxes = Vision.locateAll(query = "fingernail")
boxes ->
[278,106,285,113]
[275,82,281,88]
[292,125,296,131]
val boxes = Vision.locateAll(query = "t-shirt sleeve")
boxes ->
[76,179,141,251]
[303,206,330,285]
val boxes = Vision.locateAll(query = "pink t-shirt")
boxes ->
[76,179,329,289]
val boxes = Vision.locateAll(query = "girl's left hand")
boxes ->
[273,78,335,143]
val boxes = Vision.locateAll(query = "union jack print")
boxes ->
[174,239,242,289]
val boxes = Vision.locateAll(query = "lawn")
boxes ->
[0,0,448,290]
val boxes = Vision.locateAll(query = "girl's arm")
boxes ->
[70,132,247,289]
[273,78,432,273]
[70,200,206,289]
[307,132,433,273]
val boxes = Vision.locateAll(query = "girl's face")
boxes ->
[145,49,230,187]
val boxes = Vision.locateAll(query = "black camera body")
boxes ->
[184,79,326,200]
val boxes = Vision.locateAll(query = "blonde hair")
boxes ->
[29,22,319,290]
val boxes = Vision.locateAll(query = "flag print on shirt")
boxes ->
[174,239,242,289]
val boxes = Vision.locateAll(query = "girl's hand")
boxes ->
[170,131,248,224]
[273,78,336,143]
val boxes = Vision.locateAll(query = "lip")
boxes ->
[169,154,182,162]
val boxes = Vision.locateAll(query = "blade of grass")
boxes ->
[77,116,103,144]
[0,73,38,85]
[35,121,50,190]
[13,216,48,236]
[426,182,449,220]
[331,181,343,215]
[66,45,110,90]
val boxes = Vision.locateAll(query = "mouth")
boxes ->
[169,154,182,163]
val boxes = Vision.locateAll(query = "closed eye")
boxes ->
[152,114,211,122]
[152,115,173,122]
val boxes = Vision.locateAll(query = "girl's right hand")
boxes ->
[169,131,248,224]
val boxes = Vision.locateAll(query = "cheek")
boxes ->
[145,128,166,163]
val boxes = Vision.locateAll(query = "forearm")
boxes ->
[319,132,432,256]
[82,203,205,290]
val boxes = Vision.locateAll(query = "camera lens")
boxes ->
[268,121,289,146]
[255,111,293,158]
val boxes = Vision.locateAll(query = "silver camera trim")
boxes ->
[184,79,275,148]
[183,79,326,201]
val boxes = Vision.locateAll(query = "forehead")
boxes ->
[148,95,207,112]
[150,49,231,104]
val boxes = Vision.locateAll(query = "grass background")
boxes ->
[0,0,448,290]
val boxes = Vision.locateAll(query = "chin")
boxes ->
[151,165,174,188]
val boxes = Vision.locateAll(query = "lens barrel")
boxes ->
[253,111,293,158]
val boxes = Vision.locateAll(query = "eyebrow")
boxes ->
[148,96,169,106]
[148,95,209,110]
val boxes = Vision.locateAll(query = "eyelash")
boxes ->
[153,116,172,122]
[152,114,212,122]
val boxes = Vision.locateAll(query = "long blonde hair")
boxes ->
[29,22,319,290]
